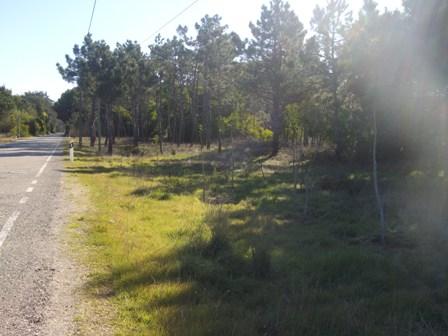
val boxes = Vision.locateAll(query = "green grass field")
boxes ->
[67,140,448,335]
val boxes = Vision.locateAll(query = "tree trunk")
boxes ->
[303,127,309,146]
[372,107,385,246]
[107,104,113,155]
[217,83,222,153]
[190,63,199,146]
[90,97,96,147]
[172,79,178,145]
[132,101,139,147]
[333,84,342,160]
[97,98,102,154]
[271,88,281,156]
[78,116,83,147]
[203,79,211,150]
[218,128,222,153]
[270,36,283,157]
[293,138,298,191]
[230,125,235,189]
[157,80,164,154]
[78,93,84,147]
[178,83,185,147]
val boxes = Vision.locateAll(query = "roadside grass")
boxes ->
[67,139,448,335]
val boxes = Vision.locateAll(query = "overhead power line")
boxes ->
[141,0,200,44]
[87,0,97,35]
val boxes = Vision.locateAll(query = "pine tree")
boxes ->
[248,0,305,155]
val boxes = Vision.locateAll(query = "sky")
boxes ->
[0,0,402,101]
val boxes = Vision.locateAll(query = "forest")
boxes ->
[55,0,447,164]
[0,88,58,138]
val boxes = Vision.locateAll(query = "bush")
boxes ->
[10,123,30,137]
[0,116,13,133]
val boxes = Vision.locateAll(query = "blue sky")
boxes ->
[0,0,402,101]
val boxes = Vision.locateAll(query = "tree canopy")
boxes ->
[52,0,447,162]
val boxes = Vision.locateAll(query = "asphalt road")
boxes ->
[0,135,66,335]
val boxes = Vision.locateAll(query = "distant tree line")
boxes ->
[0,88,58,137]
[55,0,447,162]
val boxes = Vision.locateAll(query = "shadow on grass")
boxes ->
[83,203,448,335]
[74,142,448,335]
[65,145,388,231]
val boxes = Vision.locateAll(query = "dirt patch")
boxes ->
[0,135,16,144]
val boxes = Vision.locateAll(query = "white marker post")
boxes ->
[69,141,74,162]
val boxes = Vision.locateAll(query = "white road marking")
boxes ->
[0,141,61,251]
[0,211,20,249]
[35,162,48,178]
[35,145,59,178]
[19,197,29,204]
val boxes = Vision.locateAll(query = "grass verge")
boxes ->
[66,139,448,335]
